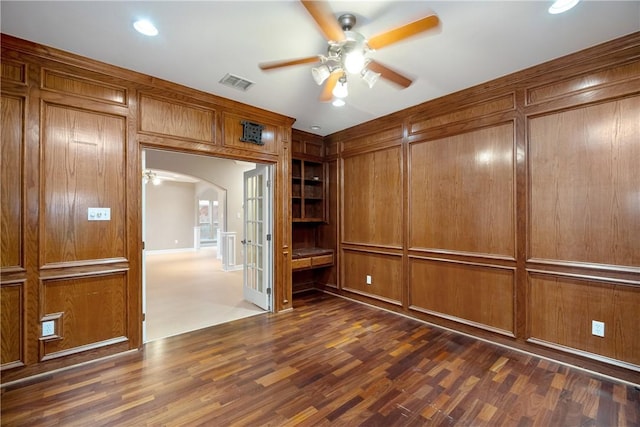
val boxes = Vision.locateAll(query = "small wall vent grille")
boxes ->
[219,73,255,91]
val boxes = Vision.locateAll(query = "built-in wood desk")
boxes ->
[291,248,334,271]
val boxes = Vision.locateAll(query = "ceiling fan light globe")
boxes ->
[332,79,348,98]
[344,51,366,74]
[332,99,346,107]
[343,31,367,74]
[362,69,381,88]
[311,65,331,85]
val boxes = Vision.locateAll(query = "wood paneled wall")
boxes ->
[1,95,23,271]
[528,97,639,267]
[409,123,515,258]
[1,31,638,385]
[326,32,640,382]
[0,34,294,383]
[41,104,127,265]
[343,144,403,247]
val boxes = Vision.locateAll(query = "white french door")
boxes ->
[141,150,147,342]
[242,164,272,311]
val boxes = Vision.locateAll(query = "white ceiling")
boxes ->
[1,1,638,136]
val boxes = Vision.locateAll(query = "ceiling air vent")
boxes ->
[219,73,255,91]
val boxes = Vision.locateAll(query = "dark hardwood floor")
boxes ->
[2,292,639,426]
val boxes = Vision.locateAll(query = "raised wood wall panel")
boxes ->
[1,95,24,269]
[41,104,127,265]
[318,159,339,286]
[41,69,127,105]
[1,283,23,367]
[409,123,515,258]
[526,60,640,105]
[409,93,515,134]
[41,273,127,358]
[1,59,26,84]
[325,140,339,158]
[409,258,515,335]
[222,113,278,154]
[529,274,640,366]
[326,160,338,241]
[342,146,403,247]
[139,94,215,143]
[341,250,402,304]
[291,129,324,159]
[528,96,640,268]
[291,138,302,154]
[323,160,338,245]
[341,125,403,154]
[279,136,293,311]
[304,141,323,158]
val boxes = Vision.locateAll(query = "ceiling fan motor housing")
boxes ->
[338,13,357,31]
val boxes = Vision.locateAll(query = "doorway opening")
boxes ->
[142,149,274,342]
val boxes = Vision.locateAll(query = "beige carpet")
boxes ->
[144,247,265,342]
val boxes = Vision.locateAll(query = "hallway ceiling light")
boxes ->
[143,170,161,185]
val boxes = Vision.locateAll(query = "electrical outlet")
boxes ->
[592,320,605,337]
[42,320,55,337]
[366,275,372,285]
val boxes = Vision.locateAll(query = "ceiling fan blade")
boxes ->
[367,60,413,89]
[320,71,341,102]
[259,56,321,70]
[300,0,345,42]
[367,14,440,50]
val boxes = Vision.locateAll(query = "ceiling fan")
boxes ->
[259,0,440,104]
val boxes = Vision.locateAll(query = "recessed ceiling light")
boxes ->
[310,126,321,131]
[548,0,580,14]
[332,99,345,107]
[133,19,158,36]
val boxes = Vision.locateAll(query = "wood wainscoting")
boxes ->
[1,292,638,426]
[325,32,640,383]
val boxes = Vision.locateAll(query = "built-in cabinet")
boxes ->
[291,158,324,221]
[291,130,334,293]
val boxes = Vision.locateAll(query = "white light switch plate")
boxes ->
[592,320,605,337]
[88,207,111,221]
[42,320,55,337]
